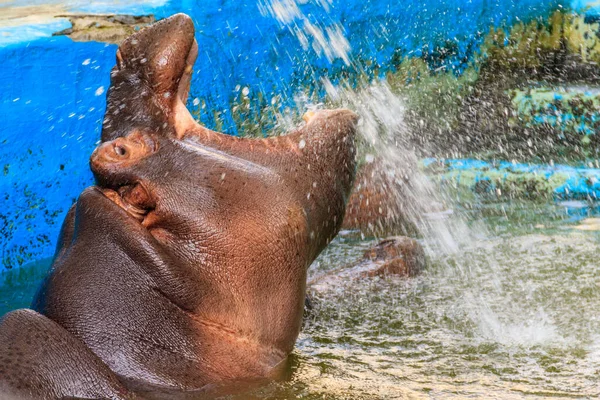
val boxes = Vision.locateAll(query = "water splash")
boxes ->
[256,0,588,365]
[258,0,351,64]
[295,77,573,350]
[469,295,565,347]
[309,78,472,255]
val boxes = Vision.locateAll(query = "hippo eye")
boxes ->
[114,146,127,156]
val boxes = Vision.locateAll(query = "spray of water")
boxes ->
[341,80,567,347]
[258,0,566,349]
[258,0,351,65]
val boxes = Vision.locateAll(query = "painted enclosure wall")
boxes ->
[0,0,571,269]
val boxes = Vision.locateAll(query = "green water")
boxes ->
[242,201,600,399]
[0,258,50,317]
[1,202,598,399]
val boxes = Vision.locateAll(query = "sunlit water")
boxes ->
[1,202,598,399]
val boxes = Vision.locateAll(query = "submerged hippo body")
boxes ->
[0,14,357,398]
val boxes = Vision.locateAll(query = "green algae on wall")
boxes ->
[434,167,569,201]
[511,86,600,137]
[423,158,600,202]
[191,8,600,164]
[384,10,600,162]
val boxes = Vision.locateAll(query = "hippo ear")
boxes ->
[101,14,198,141]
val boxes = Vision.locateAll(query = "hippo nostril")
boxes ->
[114,145,127,156]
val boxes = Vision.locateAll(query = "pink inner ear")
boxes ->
[178,39,199,104]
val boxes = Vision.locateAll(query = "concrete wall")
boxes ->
[0,0,569,268]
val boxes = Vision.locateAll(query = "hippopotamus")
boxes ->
[308,236,426,293]
[342,160,417,236]
[0,14,358,399]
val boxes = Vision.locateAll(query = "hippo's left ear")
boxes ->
[101,14,199,142]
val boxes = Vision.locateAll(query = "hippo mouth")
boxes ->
[100,184,154,224]
[115,28,198,105]
[101,14,200,142]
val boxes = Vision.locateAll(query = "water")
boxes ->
[249,202,600,399]
[1,202,598,399]
[0,259,50,317]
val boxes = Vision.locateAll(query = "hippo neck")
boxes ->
[180,240,310,359]
[188,312,289,371]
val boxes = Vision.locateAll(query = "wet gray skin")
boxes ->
[0,13,358,399]
[1,202,599,398]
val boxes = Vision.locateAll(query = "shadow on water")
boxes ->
[0,258,51,317]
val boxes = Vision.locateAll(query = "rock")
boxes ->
[53,14,155,44]
[360,236,425,278]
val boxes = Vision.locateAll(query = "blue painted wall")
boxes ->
[0,0,568,268]
[425,158,600,200]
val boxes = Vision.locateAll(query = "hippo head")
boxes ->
[91,108,358,271]
[86,13,358,372]
[94,13,358,263]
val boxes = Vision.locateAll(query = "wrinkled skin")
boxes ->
[0,14,357,398]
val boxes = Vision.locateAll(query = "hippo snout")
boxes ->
[91,132,158,174]
[303,108,360,127]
